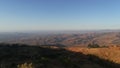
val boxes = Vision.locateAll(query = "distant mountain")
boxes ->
[0,31,120,47]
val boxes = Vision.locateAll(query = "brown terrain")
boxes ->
[0,31,120,68]
[3,32,120,47]
[0,44,120,68]
[67,46,120,64]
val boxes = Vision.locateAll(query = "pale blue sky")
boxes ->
[0,0,120,32]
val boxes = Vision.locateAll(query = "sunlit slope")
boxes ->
[67,47,120,64]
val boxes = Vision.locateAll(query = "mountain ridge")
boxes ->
[0,31,120,47]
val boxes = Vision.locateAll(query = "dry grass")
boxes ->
[66,47,120,64]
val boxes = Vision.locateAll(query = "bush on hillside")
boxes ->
[88,43,100,48]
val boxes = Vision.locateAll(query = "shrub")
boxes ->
[17,63,34,68]
[88,43,100,48]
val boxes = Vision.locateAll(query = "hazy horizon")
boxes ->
[1,0,120,32]
[1,28,120,33]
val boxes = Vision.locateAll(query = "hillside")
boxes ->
[0,44,120,68]
[67,46,120,64]
[1,32,120,47]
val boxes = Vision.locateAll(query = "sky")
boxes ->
[0,0,120,32]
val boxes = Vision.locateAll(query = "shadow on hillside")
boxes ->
[0,43,120,68]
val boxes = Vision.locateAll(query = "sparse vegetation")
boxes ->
[0,43,120,68]
[17,63,33,68]
[88,43,100,48]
